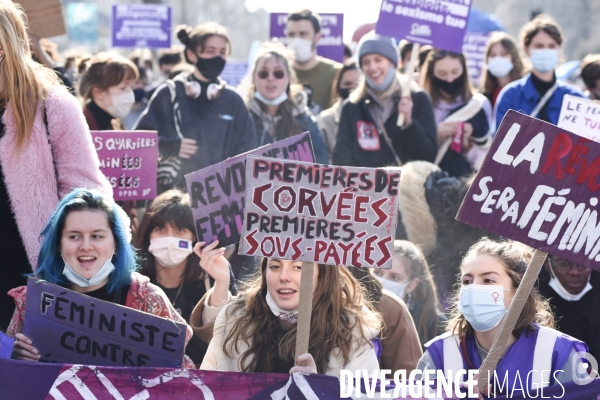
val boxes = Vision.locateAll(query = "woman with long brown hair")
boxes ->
[480,32,523,108]
[417,238,590,395]
[370,240,447,346]
[200,258,382,374]
[245,42,328,163]
[421,50,492,178]
[0,0,111,330]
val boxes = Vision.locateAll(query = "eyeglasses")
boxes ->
[257,70,285,79]
[549,257,591,273]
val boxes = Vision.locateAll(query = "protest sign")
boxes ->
[463,31,490,85]
[23,278,186,368]
[375,0,472,53]
[111,4,171,49]
[457,110,600,269]
[92,131,158,201]
[20,0,65,38]
[221,59,249,88]
[239,156,401,268]
[66,3,98,45]
[558,94,600,143]
[270,13,344,62]
[185,133,315,247]
[0,332,13,359]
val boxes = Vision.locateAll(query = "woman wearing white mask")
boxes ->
[79,52,138,130]
[245,42,328,164]
[480,32,524,108]
[370,240,447,346]
[8,189,195,368]
[134,189,236,366]
[494,16,582,131]
[417,238,591,396]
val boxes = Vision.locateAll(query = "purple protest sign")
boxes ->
[185,133,315,247]
[111,4,171,49]
[22,278,186,368]
[457,110,600,270]
[269,13,344,63]
[0,332,13,359]
[92,131,158,201]
[463,31,490,84]
[375,0,472,53]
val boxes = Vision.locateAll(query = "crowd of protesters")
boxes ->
[1,0,599,395]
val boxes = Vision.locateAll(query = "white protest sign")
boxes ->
[557,94,600,142]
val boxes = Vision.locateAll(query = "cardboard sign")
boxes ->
[22,278,186,368]
[463,31,491,85]
[270,13,344,63]
[20,0,66,38]
[185,133,315,247]
[92,131,158,201]
[558,94,600,143]
[111,4,172,49]
[239,156,401,268]
[457,110,600,270]
[375,0,472,53]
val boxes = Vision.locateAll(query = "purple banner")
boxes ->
[375,0,472,53]
[111,4,172,49]
[457,110,600,270]
[23,278,186,368]
[185,133,315,247]
[1,358,598,399]
[0,332,13,359]
[92,130,158,201]
[463,31,490,85]
[269,13,344,63]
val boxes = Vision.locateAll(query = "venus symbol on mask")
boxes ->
[492,292,499,303]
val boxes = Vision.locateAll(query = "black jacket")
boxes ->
[134,73,258,189]
[332,90,437,168]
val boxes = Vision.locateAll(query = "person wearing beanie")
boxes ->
[332,33,437,169]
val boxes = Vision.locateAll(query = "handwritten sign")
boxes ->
[463,31,491,84]
[111,4,171,49]
[92,131,158,201]
[375,0,472,53]
[185,133,315,247]
[457,110,600,270]
[558,94,600,143]
[270,13,344,63]
[239,156,401,268]
[23,278,186,367]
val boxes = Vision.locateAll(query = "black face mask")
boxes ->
[338,87,352,100]
[433,76,464,96]
[195,55,226,82]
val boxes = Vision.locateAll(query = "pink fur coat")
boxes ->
[0,85,112,270]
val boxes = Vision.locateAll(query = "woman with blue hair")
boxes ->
[6,189,198,368]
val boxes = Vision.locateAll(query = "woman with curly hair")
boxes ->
[417,238,590,395]
[199,258,382,375]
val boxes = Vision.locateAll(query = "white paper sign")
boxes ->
[557,94,600,142]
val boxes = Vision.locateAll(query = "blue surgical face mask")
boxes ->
[62,253,115,288]
[529,49,559,73]
[458,284,509,332]
[365,65,396,92]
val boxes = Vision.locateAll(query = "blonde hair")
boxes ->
[0,0,58,149]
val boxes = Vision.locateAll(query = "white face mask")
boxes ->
[487,56,514,78]
[63,255,115,288]
[107,90,135,119]
[287,38,314,64]
[255,90,288,106]
[372,274,410,300]
[149,236,193,268]
[529,49,560,73]
[265,290,298,323]
[548,264,592,302]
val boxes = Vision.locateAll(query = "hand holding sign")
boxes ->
[397,95,413,127]
[11,333,40,362]
[194,241,231,308]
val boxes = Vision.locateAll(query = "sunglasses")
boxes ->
[257,69,285,79]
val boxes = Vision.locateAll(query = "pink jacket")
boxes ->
[0,85,111,270]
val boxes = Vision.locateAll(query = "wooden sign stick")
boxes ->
[477,249,548,392]
[295,262,316,360]
[398,43,420,127]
